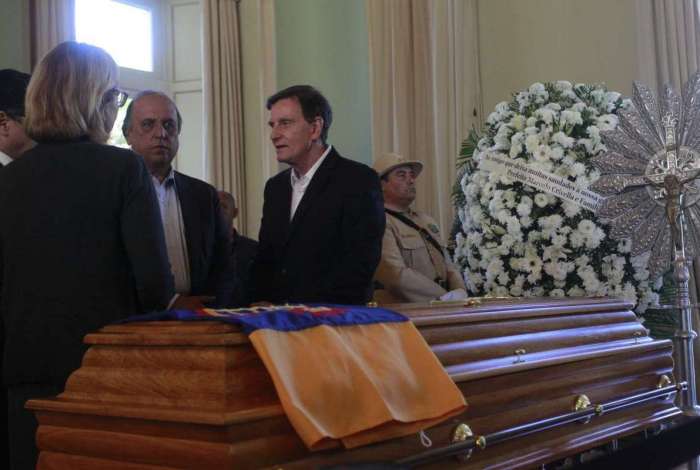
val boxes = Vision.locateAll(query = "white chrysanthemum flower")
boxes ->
[511,114,526,130]
[535,107,556,124]
[543,244,570,262]
[494,125,512,150]
[578,219,596,236]
[516,92,531,111]
[523,255,543,275]
[550,289,566,297]
[551,234,567,247]
[534,193,549,208]
[525,134,540,153]
[552,131,575,149]
[567,286,586,297]
[533,144,553,162]
[555,80,573,91]
[562,201,582,218]
[550,147,564,160]
[561,110,583,127]
[591,88,605,104]
[569,230,585,249]
[587,126,601,147]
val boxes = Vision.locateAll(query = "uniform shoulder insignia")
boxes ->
[428,223,440,234]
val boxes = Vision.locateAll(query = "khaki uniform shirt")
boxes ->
[373,209,466,303]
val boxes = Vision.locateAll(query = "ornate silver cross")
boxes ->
[591,79,700,279]
[590,75,700,416]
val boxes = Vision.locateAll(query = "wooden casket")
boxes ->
[27,297,682,469]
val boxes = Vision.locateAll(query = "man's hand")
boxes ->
[439,289,468,302]
[170,295,215,310]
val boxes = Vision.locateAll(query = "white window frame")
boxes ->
[75,0,172,95]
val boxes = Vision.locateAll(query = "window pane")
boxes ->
[75,0,153,72]
[107,97,132,148]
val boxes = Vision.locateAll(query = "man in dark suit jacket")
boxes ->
[123,91,230,308]
[0,67,34,470]
[0,69,34,165]
[252,85,385,305]
[218,190,258,307]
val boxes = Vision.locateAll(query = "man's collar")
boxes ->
[291,144,332,184]
[384,202,413,214]
[0,150,12,166]
[152,168,176,186]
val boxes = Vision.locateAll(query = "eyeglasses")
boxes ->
[104,88,129,108]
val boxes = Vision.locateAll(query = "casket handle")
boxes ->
[573,394,593,423]
[451,423,486,462]
[573,394,591,411]
[513,348,527,363]
[657,374,672,389]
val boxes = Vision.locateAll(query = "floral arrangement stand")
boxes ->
[453,81,660,314]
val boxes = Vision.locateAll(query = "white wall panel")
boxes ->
[172,2,203,82]
[174,90,205,181]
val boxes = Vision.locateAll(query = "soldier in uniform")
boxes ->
[372,153,467,303]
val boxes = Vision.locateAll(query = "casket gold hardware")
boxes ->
[633,331,643,343]
[475,435,487,450]
[595,405,604,415]
[366,301,378,308]
[657,375,672,388]
[451,423,474,462]
[574,394,591,411]
[573,394,593,423]
[464,298,481,307]
[513,348,526,363]
[483,294,510,300]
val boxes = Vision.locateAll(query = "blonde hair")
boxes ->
[25,41,118,144]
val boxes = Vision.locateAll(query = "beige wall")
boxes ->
[478,0,641,113]
[0,0,31,72]
[240,0,277,239]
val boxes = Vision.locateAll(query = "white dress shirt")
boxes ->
[289,145,332,220]
[152,170,191,295]
[0,150,12,166]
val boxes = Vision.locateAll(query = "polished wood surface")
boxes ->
[27,297,681,469]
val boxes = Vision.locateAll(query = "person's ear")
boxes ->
[0,112,11,138]
[310,117,323,141]
[232,207,239,219]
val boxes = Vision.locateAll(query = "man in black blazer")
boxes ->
[123,91,230,308]
[252,85,385,305]
[217,190,258,307]
[0,69,34,165]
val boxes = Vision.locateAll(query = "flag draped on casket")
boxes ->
[121,304,466,449]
